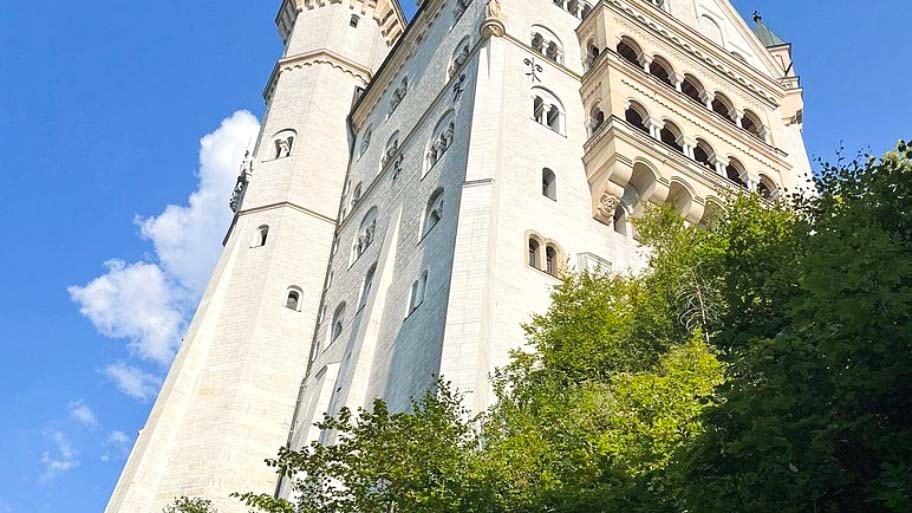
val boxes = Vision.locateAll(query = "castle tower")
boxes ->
[103,2,405,512]
[109,0,814,510]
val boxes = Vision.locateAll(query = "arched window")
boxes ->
[531,87,564,134]
[449,37,471,79]
[625,101,649,133]
[547,105,561,132]
[528,25,562,65]
[353,207,379,261]
[359,127,372,156]
[389,78,408,116]
[649,56,675,87]
[649,0,667,10]
[528,238,541,269]
[694,139,715,170]
[726,159,749,189]
[351,182,363,208]
[585,40,601,69]
[251,225,269,248]
[358,264,376,311]
[331,303,346,341]
[542,168,557,201]
[742,110,765,140]
[613,205,627,235]
[681,75,705,105]
[273,129,296,159]
[617,38,641,67]
[660,121,684,152]
[285,289,301,311]
[545,245,560,277]
[423,188,445,236]
[757,175,778,200]
[581,2,593,18]
[589,104,606,134]
[408,271,428,314]
[426,112,455,170]
[350,14,360,28]
[730,51,747,63]
[711,93,736,123]
[531,32,545,54]
[546,42,561,62]
[382,131,400,169]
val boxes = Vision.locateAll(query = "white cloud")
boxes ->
[41,429,79,481]
[138,111,260,293]
[103,362,162,402]
[101,430,132,462]
[68,111,260,400]
[68,400,98,428]
[68,260,186,365]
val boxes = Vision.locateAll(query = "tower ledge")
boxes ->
[277,0,407,47]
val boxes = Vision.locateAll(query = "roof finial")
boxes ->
[753,10,762,23]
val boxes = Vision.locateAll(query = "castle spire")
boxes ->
[752,11,788,47]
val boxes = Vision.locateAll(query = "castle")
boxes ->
[105,1,813,511]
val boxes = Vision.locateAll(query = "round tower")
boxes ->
[103,2,405,513]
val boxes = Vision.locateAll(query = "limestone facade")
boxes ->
[106,1,813,512]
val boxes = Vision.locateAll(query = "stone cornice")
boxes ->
[263,50,375,103]
[292,0,406,45]
[580,0,786,107]
[350,0,452,127]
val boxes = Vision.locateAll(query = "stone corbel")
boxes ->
[480,0,506,38]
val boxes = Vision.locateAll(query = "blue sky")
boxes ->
[0,1,908,512]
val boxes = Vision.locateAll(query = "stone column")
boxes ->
[700,90,714,110]
[640,54,653,74]
[646,118,663,140]
[671,72,684,92]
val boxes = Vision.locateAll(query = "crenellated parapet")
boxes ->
[276,0,406,46]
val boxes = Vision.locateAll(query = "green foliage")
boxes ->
[162,497,217,513]
[676,142,912,513]
[239,381,488,513]
[226,142,911,513]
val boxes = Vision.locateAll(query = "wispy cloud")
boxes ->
[68,111,260,401]
[103,362,163,402]
[67,400,98,428]
[40,429,79,481]
[101,430,132,462]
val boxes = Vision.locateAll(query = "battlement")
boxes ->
[276,0,406,46]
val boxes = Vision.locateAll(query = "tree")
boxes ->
[162,497,217,513]
[232,142,911,513]
[675,142,912,513]
[237,381,489,513]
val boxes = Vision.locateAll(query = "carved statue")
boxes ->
[485,0,502,20]
[442,124,455,148]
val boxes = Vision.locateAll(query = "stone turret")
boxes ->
[103,3,404,513]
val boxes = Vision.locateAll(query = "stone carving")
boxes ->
[596,193,621,219]
[452,74,466,102]
[481,0,506,38]
[485,0,502,19]
[229,150,254,213]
